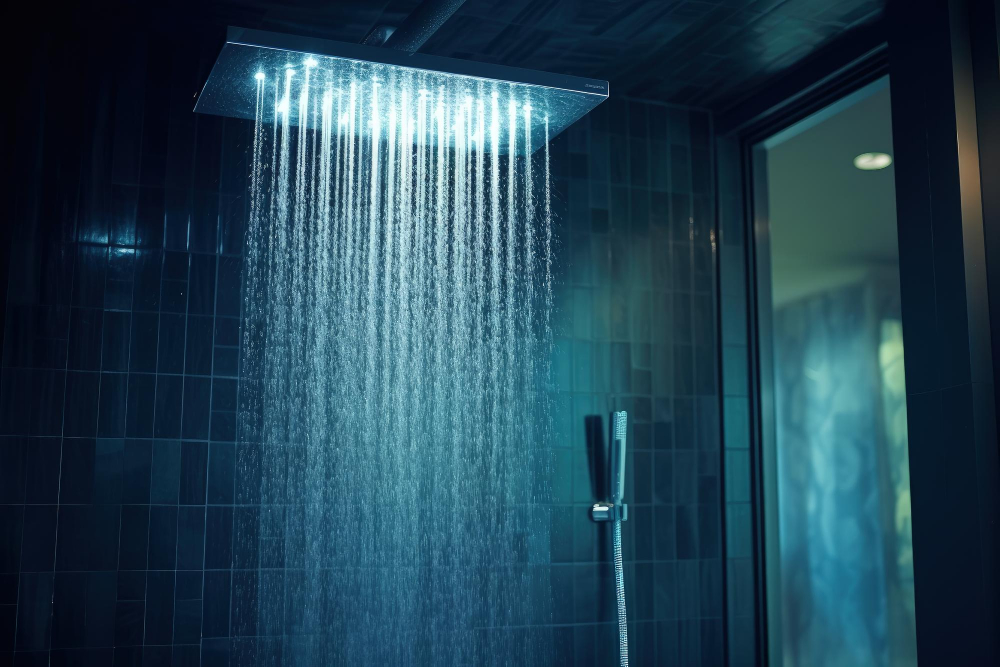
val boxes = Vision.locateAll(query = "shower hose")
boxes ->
[613,517,629,667]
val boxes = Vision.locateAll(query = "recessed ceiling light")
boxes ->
[854,152,892,170]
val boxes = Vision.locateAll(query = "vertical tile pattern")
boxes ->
[546,98,721,666]
[0,27,243,667]
[1,25,722,667]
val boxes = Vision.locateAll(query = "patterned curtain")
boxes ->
[773,275,916,667]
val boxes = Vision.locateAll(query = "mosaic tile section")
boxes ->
[546,98,722,666]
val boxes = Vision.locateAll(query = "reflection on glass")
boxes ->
[758,78,917,667]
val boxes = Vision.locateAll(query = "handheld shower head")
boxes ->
[589,410,628,522]
[609,411,627,505]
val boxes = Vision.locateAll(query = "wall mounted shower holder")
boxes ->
[591,502,628,522]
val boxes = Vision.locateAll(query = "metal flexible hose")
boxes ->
[613,518,629,667]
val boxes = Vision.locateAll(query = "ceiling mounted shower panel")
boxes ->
[194,27,609,155]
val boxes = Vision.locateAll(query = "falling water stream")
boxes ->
[237,64,555,666]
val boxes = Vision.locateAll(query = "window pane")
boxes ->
[756,78,917,667]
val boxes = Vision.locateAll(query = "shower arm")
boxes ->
[363,0,467,52]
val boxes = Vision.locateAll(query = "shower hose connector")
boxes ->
[590,502,628,522]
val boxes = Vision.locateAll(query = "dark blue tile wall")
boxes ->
[1,18,722,667]
[0,23,244,667]
[546,98,722,667]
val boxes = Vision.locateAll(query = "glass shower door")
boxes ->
[751,77,917,667]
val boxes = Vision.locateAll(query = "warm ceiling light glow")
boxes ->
[854,152,892,170]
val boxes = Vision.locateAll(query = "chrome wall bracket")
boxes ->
[591,502,627,522]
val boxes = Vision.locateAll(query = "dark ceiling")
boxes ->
[424,0,886,108]
[88,0,886,111]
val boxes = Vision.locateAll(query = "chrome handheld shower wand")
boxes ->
[590,411,629,667]
[590,410,628,521]
[609,410,627,506]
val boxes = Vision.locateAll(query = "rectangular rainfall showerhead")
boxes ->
[194,27,609,155]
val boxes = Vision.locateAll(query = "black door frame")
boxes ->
[883,0,998,663]
[722,44,891,667]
